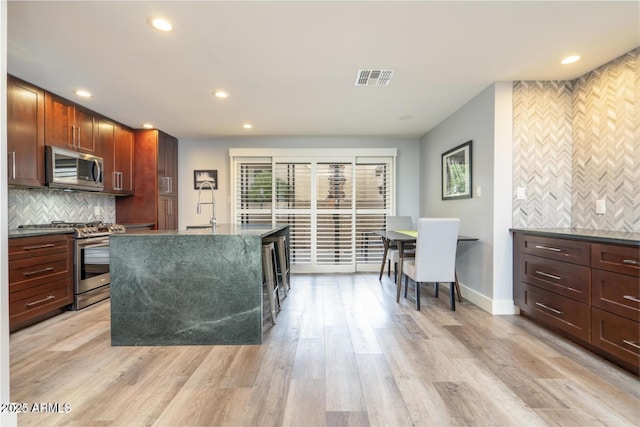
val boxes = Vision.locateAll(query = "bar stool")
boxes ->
[263,234,291,298]
[262,242,280,324]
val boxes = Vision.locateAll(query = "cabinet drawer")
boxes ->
[520,235,591,266]
[520,254,590,303]
[591,307,639,371]
[592,269,640,322]
[9,277,72,326]
[9,234,71,260]
[9,252,71,291]
[591,243,640,277]
[521,283,590,342]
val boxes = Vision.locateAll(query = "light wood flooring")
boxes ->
[10,273,640,426]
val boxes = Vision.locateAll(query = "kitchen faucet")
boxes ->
[196,181,216,230]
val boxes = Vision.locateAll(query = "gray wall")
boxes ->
[420,84,498,301]
[178,136,421,229]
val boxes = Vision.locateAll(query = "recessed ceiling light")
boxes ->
[214,91,229,98]
[242,123,253,129]
[142,123,154,129]
[149,17,173,32]
[561,55,581,65]
[74,89,92,98]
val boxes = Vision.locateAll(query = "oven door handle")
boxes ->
[77,240,110,249]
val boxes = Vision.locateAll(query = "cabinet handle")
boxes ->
[77,127,81,146]
[118,172,123,190]
[10,151,16,180]
[535,302,563,315]
[622,340,640,350]
[535,271,562,281]
[23,266,55,277]
[534,245,561,252]
[71,125,76,147]
[623,295,640,303]
[23,243,56,250]
[623,259,640,266]
[25,295,55,307]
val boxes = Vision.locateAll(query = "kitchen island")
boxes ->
[109,223,289,346]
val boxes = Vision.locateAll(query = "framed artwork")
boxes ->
[442,140,472,200]
[194,170,218,190]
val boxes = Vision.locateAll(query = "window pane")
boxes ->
[274,163,311,209]
[317,214,353,265]
[317,163,352,210]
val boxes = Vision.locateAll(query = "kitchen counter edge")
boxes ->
[112,223,289,238]
[8,228,75,239]
[509,228,640,247]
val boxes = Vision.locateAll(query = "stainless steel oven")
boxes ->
[75,235,111,309]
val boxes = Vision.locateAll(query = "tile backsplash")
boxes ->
[8,188,116,229]
[513,48,639,233]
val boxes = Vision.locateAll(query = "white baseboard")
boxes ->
[439,282,518,315]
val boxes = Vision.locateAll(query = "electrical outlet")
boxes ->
[596,199,606,215]
[94,206,101,216]
[516,187,526,200]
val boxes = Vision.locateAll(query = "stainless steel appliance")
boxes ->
[45,146,104,191]
[18,221,125,309]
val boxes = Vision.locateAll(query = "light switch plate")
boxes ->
[516,187,526,200]
[596,199,606,214]
[94,206,101,216]
[476,185,482,197]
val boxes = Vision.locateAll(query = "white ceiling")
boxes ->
[7,1,639,139]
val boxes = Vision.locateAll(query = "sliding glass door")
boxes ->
[232,150,394,273]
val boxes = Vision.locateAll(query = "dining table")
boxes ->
[372,229,478,303]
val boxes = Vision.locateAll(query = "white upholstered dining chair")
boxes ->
[386,216,414,282]
[401,218,460,311]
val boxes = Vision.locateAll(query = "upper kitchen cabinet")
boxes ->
[99,119,134,195]
[116,129,178,230]
[44,92,99,155]
[7,75,45,187]
[158,131,178,196]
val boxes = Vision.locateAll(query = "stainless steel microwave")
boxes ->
[45,146,104,191]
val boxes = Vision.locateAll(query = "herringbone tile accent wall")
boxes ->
[8,188,116,229]
[513,81,574,228]
[513,48,639,232]
[572,48,640,232]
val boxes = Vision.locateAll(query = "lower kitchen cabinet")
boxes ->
[8,233,74,332]
[512,230,640,374]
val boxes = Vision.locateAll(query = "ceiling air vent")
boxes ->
[355,69,394,86]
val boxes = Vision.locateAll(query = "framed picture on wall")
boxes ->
[194,170,218,190]
[442,140,472,200]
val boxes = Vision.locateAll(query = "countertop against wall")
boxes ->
[7,228,74,239]
[509,228,640,247]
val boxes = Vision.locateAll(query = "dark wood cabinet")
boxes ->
[9,234,74,332]
[158,131,178,196]
[100,120,134,195]
[115,126,134,194]
[116,129,178,230]
[45,92,98,155]
[7,75,45,187]
[513,231,640,374]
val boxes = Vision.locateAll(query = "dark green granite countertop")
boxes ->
[510,228,640,247]
[8,228,74,239]
[117,223,289,238]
